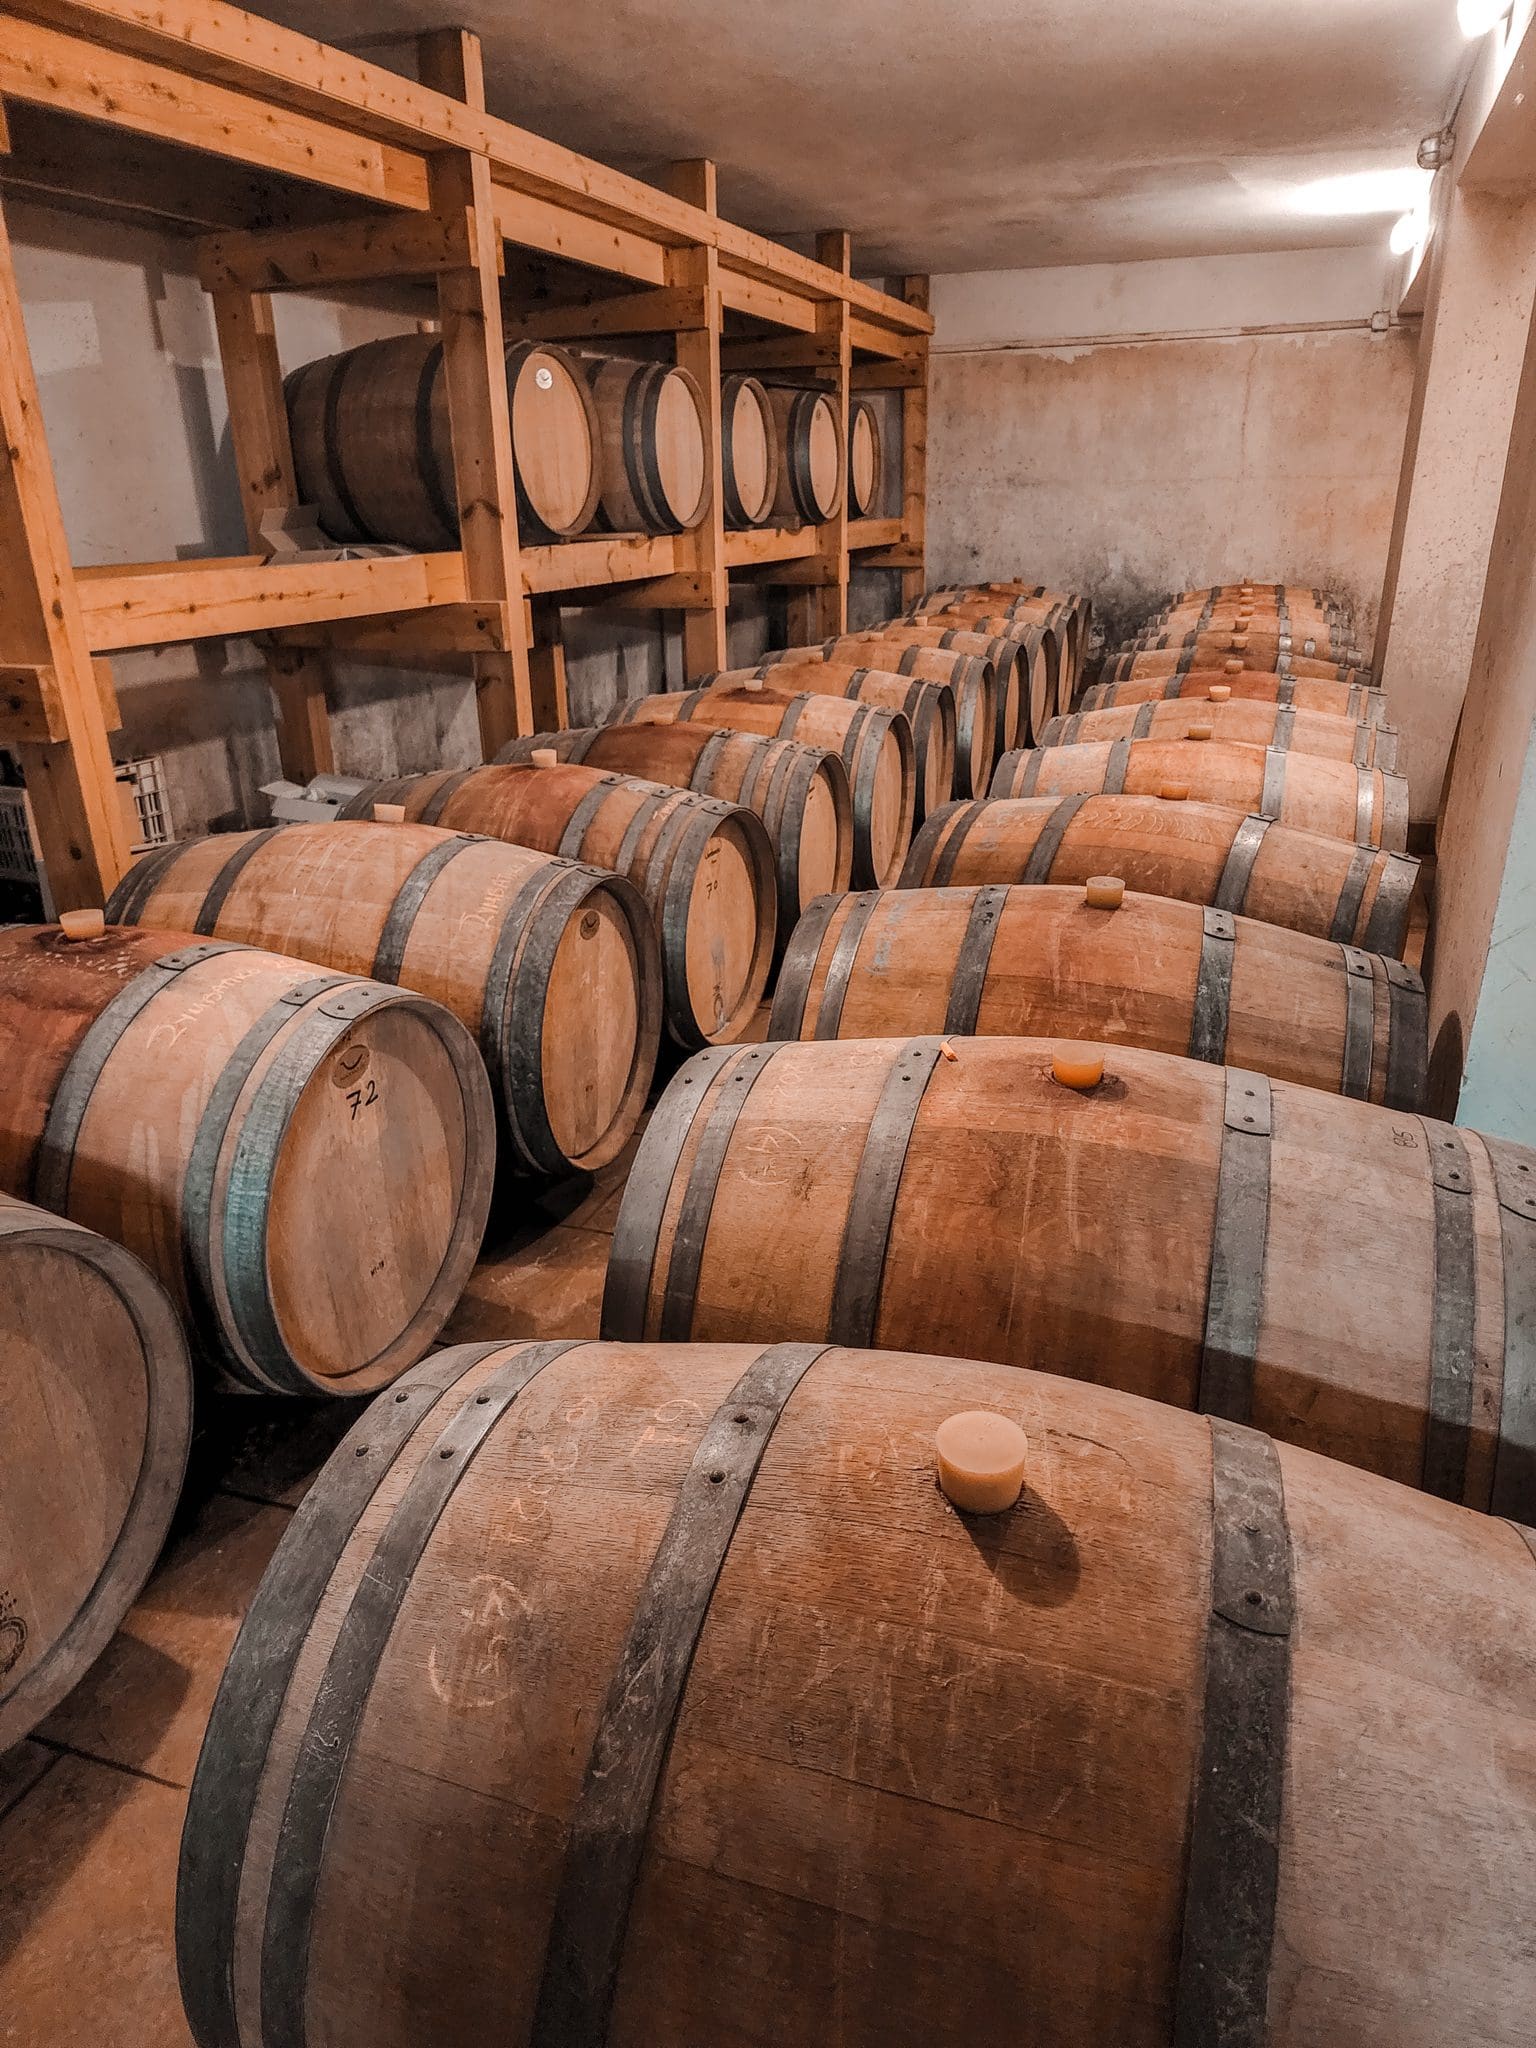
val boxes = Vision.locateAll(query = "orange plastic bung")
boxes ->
[1051,1045,1106,1091]
[1084,875,1125,910]
[935,1411,1029,1514]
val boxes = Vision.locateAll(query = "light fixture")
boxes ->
[1292,167,1432,217]
[1390,211,1424,255]
[1457,0,1513,38]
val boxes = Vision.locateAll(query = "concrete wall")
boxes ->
[926,248,1418,651]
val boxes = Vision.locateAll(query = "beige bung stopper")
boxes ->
[371,802,407,824]
[1084,874,1125,909]
[743,677,765,693]
[1230,635,1249,651]
[1209,683,1232,700]
[58,907,105,942]
[1223,659,1243,675]
[935,1411,1029,1515]
[1186,724,1213,741]
[1160,783,1190,801]
[1051,1045,1105,1091]
[530,747,559,769]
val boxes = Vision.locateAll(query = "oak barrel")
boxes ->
[831,624,1032,750]
[106,822,659,1179]
[176,1334,1536,2047]
[0,1193,192,1751]
[846,396,883,516]
[702,662,956,819]
[765,385,844,522]
[901,793,1421,956]
[497,722,852,951]
[770,882,1426,1108]
[1081,669,1391,727]
[1109,646,1370,686]
[584,354,709,534]
[605,1035,1536,1520]
[719,373,777,527]
[0,924,493,1395]
[339,764,775,1050]
[607,681,914,888]
[1040,699,1398,770]
[763,640,998,796]
[286,335,600,548]
[992,738,1409,850]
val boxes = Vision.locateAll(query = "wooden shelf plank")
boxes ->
[77,554,468,651]
[848,518,904,552]
[520,534,681,594]
[724,527,819,568]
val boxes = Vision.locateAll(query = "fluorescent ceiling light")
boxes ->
[1457,0,1512,37]
[1291,167,1432,217]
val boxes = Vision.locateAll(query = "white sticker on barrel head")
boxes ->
[535,367,554,390]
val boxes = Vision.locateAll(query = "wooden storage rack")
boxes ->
[0,0,932,909]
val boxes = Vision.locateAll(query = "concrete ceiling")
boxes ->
[257,0,1470,273]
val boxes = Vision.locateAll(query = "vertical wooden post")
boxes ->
[900,274,930,612]
[526,594,569,730]
[788,230,852,645]
[207,285,336,777]
[667,159,728,676]
[0,191,129,908]
[417,27,533,756]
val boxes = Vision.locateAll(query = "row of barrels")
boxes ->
[285,335,883,547]
[170,581,1536,2048]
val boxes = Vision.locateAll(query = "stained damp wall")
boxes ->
[924,249,1418,651]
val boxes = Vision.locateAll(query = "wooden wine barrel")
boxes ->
[0,1194,192,1752]
[339,764,775,1050]
[1135,625,1362,669]
[901,793,1422,956]
[992,738,1409,850]
[286,335,601,549]
[584,354,708,534]
[607,682,914,888]
[106,822,660,1180]
[1040,698,1399,771]
[176,1334,1536,2048]
[1110,645,1370,686]
[704,662,955,819]
[1159,604,1351,642]
[719,373,777,527]
[605,1035,1536,1523]
[770,882,1426,1108]
[764,641,998,796]
[846,396,883,516]
[496,723,853,954]
[765,385,844,522]
[825,629,1025,757]
[1082,669,1391,726]
[911,609,1069,720]
[0,924,493,1396]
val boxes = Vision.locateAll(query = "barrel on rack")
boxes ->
[765,385,844,523]
[584,354,709,534]
[106,822,659,1180]
[1046,697,1396,768]
[770,881,1426,1108]
[702,663,955,819]
[496,724,853,955]
[607,681,915,888]
[993,737,1409,851]
[901,793,1421,956]
[605,1033,1536,1521]
[1081,667,1390,726]
[286,335,601,550]
[177,1335,1536,2048]
[0,923,493,1396]
[720,373,778,528]
[846,397,883,516]
[339,764,775,1050]
[911,610,1069,722]
[763,641,999,796]
[0,1194,192,1751]
[920,595,1084,702]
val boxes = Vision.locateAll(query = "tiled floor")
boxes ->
[0,1143,623,2047]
